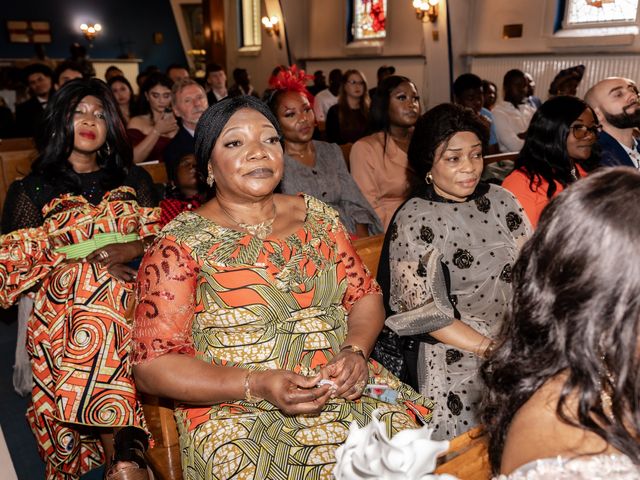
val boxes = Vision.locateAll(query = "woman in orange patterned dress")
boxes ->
[0,79,159,480]
[132,96,434,479]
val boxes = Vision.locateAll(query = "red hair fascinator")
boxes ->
[269,65,314,105]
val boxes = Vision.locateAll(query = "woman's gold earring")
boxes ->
[207,168,215,187]
[425,172,433,184]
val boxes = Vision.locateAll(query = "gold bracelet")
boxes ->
[340,344,367,360]
[244,371,263,403]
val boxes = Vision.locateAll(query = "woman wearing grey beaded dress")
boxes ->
[378,104,531,440]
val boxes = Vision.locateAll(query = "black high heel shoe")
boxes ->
[104,427,150,480]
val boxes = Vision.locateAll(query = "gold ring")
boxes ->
[99,250,109,260]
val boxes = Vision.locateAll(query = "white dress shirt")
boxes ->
[492,101,537,152]
[313,89,338,122]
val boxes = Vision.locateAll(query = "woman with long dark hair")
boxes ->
[127,72,178,163]
[502,96,600,227]
[482,168,640,478]
[376,103,531,440]
[325,69,370,145]
[108,74,138,124]
[0,78,159,479]
[349,75,421,230]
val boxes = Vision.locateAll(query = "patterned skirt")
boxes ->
[175,361,434,480]
[26,261,146,480]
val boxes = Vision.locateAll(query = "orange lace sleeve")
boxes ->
[333,222,381,313]
[132,237,199,364]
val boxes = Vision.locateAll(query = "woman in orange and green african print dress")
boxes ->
[132,96,434,479]
[0,79,159,480]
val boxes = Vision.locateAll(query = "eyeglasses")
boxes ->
[570,124,602,140]
[346,80,365,86]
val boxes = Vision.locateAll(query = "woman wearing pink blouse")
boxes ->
[350,76,420,230]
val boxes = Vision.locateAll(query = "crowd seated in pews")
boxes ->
[3,54,640,480]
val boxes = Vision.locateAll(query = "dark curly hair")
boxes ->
[515,96,600,198]
[481,167,640,474]
[194,96,283,190]
[407,103,488,185]
[31,77,131,194]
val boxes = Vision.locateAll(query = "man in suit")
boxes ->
[585,77,640,168]
[205,63,228,106]
[15,63,54,137]
[164,78,209,179]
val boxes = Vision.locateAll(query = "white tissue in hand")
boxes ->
[333,409,457,480]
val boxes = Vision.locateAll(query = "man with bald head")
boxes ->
[585,77,640,168]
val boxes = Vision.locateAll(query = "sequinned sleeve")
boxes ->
[132,237,199,364]
[333,220,381,312]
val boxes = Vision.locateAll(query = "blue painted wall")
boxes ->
[0,0,187,71]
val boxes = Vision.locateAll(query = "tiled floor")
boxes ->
[0,311,103,479]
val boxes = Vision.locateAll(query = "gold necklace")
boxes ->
[218,202,277,240]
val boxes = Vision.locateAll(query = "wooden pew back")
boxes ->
[435,426,491,479]
[352,233,384,278]
[0,148,38,215]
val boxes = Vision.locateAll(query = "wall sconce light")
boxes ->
[80,22,102,41]
[413,0,440,23]
[261,15,282,48]
[261,16,280,37]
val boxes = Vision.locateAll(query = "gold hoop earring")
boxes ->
[425,172,433,184]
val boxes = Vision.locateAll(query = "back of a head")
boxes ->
[453,73,482,99]
[194,96,282,181]
[503,69,525,89]
[328,69,343,86]
[408,103,488,182]
[482,167,640,473]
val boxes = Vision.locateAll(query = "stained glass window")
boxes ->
[238,0,261,48]
[351,0,387,41]
[566,0,639,24]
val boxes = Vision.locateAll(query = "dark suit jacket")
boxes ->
[598,130,636,168]
[15,96,46,137]
[163,126,195,180]
[207,91,227,106]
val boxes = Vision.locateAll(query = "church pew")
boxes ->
[0,137,35,152]
[483,151,518,166]
[0,148,38,215]
[352,233,384,278]
[434,426,491,479]
[340,142,353,170]
[140,160,168,185]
